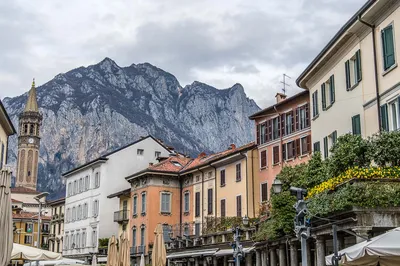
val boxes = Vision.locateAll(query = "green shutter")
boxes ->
[382,25,396,70]
[332,131,337,144]
[352,115,361,135]
[330,75,335,104]
[321,83,326,110]
[315,90,319,115]
[313,142,320,152]
[345,60,351,90]
[356,50,362,82]
[323,137,328,159]
[380,104,389,131]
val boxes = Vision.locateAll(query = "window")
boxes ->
[141,193,146,214]
[297,104,309,130]
[323,136,329,159]
[26,223,33,233]
[382,24,396,71]
[321,75,335,110]
[140,227,145,247]
[184,192,190,213]
[221,199,226,217]
[220,169,226,186]
[137,149,144,156]
[92,229,97,247]
[155,151,161,158]
[312,91,319,118]
[381,104,389,131]
[282,141,295,161]
[236,163,241,181]
[84,203,88,219]
[133,195,137,216]
[330,131,338,146]
[195,223,200,237]
[79,178,83,193]
[94,172,100,188]
[25,235,33,244]
[72,207,76,221]
[207,188,213,214]
[272,117,280,140]
[183,224,189,237]
[76,232,80,249]
[313,142,321,153]
[208,171,212,178]
[260,150,267,168]
[273,146,280,165]
[74,180,77,195]
[68,182,72,197]
[64,235,68,250]
[161,192,171,213]
[163,224,171,242]
[283,111,294,135]
[85,175,89,191]
[259,123,266,144]
[300,136,311,155]
[261,182,268,202]
[132,227,137,247]
[93,200,99,217]
[78,205,82,220]
[195,175,200,182]
[352,114,362,135]
[82,231,86,248]
[236,195,242,217]
[345,50,362,90]
[195,192,200,217]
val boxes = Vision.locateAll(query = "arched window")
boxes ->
[30,124,34,134]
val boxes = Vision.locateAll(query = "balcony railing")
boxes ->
[113,210,129,223]
[130,246,146,255]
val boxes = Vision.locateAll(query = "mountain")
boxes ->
[3,58,260,199]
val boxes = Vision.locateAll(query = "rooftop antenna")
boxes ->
[280,74,291,95]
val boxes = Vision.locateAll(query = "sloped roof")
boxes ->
[12,198,23,203]
[13,212,51,221]
[24,79,39,112]
[11,187,39,194]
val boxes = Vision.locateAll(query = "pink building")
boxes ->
[249,91,311,203]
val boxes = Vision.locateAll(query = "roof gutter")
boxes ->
[358,15,381,132]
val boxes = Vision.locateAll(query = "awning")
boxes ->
[167,249,219,259]
[214,247,255,257]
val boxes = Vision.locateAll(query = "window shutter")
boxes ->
[280,114,285,136]
[256,124,260,144]
[304,104,310,127]
[208,189,213,214]
[195,192,200,217]
[295,108,299,131]
[315,90,319,115]
[261,151,267,168]
[236,196,242,217]
[267,120,272,142]
[221,200,226,217]
[273,146,279,164]
[313,142,320,152]
[323,137,329,159]
[330,75,335,104]
[294,140,299,158]
[345,60,351,90]
[321,84,326,110]
[282,144,286,161]
[382,26,395,70]
[356,50,362,82]
[380,104,389,131]
[261,183,268,202]
[352,115,361,135]
[307,135,311,154]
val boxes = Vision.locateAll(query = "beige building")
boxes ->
[48,198,65,253]
[297,0,400,156]
[0,97,16,169]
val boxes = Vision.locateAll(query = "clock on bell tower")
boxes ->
[15,79,42,191]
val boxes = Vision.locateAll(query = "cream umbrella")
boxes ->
[151,224,166,266]
[119,232,130,266]
[0,168,13,266]
[92,254,97,266]
[11,243,62,260]
[106,236,118,266]
[139,254,145,266]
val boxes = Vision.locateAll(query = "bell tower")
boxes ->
[15,79,42,190]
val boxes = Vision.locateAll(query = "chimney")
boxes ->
[229,144,236,150]
[275,93,287,103]
[198,152,207,158]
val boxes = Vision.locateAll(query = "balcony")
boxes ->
[130,246,146,255]
[42,228,50,234]
[113,210,129,223]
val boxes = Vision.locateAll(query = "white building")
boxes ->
[62,135,171,261]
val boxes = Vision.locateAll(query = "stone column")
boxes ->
[213,257,217,266]
[256,249,261,266]
[279,244,287,266]
[203,258,207,266]
[316,236,326,266]
[270,247,277,266]
[353,227,371,244]
[223,256,228,266]
[261,249,267,266]
[290,241,298,266]
[246,253,253,266]
[195,258,199,266]
[306,240,312,266]
[338,234,345,250]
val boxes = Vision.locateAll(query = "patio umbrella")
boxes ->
[139,254,145,266]
[119,232,130,266]
[92,254,97,266]
[11,243,62,260]
[0,168,13,266]
[106,235,118,266]
[151,224,166,266]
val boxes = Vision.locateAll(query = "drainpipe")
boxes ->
[198,168,205,232]
[274,106,284,170]
[240,152,249,217]
[210,164,217,219]
[358,15,382,132]
[179,173,182,237]
[251,149,256,218]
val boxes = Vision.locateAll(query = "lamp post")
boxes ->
[272,178,309,266]
[34,192,49,249]
[232,215,249,266]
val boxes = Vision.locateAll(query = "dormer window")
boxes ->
[137,149,144,156]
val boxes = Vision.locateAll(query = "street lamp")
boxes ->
[272,179,309,266]
[34,192,49,249]
[232,215,250,266]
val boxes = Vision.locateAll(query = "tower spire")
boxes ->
[24,78,39,112]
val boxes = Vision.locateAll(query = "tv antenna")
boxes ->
[280,74,291,95]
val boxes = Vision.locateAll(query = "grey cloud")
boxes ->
[231,64,260,74]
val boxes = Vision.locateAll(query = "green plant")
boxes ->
[98,238,109,248]
[368,131,400,166]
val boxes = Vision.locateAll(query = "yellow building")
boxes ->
[48,198,65,253]
[107,188,131,238]
[12,205,51,249]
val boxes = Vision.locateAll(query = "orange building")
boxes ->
[249,91,311,205]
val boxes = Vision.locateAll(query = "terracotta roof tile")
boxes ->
[147,155,192,173]
[11,187,39,194]
[13,212,51,221]
[11,199,23,203]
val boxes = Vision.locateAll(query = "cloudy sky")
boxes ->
[0,0,365,108]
